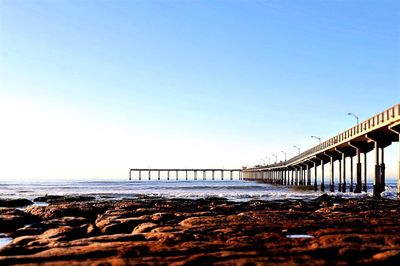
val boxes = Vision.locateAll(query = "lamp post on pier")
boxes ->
[266,156,271,165]
[293,146,300,155]
[272,154,277,163]
[311,135,322,144]
[348,112,359,125]
[281,151,287,161]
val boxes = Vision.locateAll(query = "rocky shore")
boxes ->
[0,194,399,265]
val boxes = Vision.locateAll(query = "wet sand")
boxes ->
[0,194,400,265]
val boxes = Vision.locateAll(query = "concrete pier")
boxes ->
[129,169,242,181]
[242,104,400,197]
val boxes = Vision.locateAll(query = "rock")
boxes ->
[0,196,399,265]
[38,224,91,241]
[33,195,96,203]
[132,222,158,233]
[150,212,176,223]
[26,202,110,220]
[312,193,332,204]
[96,217,148,234]
[40,226,75,239]
[0,208,39,233]
[179,216,225,227]
[342,235,363,244]
[0,199,33,207]
[372,250,400,262]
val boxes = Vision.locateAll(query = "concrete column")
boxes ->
[299,167,302,186]
[149,170,151,181]
[282,170,285,184]
[300,166,303,185]
[380,147,385,192]
[306,164,311,186]
[139,170,142,181]
[284,169,287,185]
[330,157,335,192]
[282,170,284,184]
[321,160,325,192]
[212,170,215,181]
[398,136,400,197]
[278,170,281,184]
[278,170,280,184]
[221,170,224,181]
[158,170,160,181]
[314,162,318,191]
[373,142,381,197]
[176,170,178,181]
[167,171,170,181]
[363,153,367,192]
[349,157,353,192]
[338,159,342,192]
[291,170,294,185]
[230,171,233,180]
[354,148,362,193]
[129,171,131,181]
[185,170,188,181]
[295,168,299,186]
[342,153,346,192]
[203,171,206,180]
[194,170,197,181]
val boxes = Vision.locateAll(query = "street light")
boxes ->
[272,154,277,163]
[281,151,287,161]
[261,159,265,166]
[266,156,271,165]
[348,112,359,124]
[311,135,321,144]
[293,146,300,155]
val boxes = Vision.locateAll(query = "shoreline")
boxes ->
[1,194,400,265]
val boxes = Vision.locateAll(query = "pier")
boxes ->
[129,168,243,181]
[243,104,400,197]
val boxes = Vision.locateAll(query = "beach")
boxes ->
[1,191,400,265]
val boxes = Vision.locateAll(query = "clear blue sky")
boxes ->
[0,0,399,180]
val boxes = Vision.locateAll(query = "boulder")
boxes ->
[0,199,33,207]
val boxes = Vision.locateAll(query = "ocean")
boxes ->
[0,179,398,202]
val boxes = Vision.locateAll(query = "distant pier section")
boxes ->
[243,103,400,197]
[129,168,243,181]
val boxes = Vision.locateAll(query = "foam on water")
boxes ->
[0,234,12,249]
[286,234,314,239]
[0,179,397,201]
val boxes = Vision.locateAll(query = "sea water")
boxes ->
[0,234,12,249]
[0,179,397,201]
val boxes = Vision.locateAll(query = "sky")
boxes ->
[0,0,399,180]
